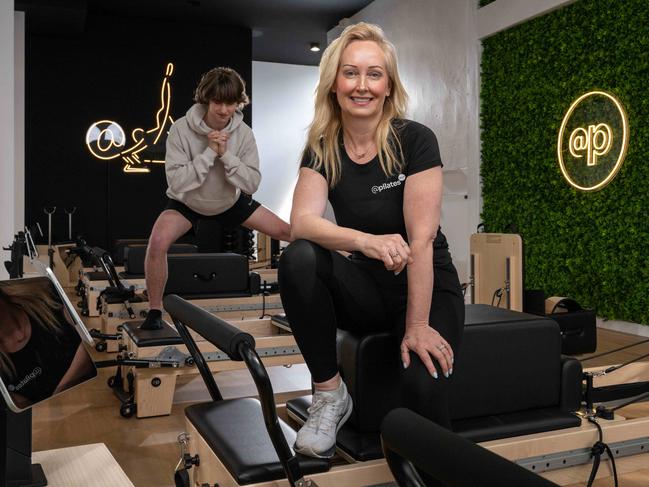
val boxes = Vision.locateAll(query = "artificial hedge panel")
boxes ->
[480,0,649,324]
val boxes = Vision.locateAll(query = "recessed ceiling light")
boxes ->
[309,42,321,52]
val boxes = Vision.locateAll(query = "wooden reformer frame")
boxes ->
[163,295,649,487]
[110,314,307,419]
[470,233,523,312]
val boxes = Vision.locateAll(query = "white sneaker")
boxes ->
[294,381,353,458]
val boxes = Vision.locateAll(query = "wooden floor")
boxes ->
[32,318,649,487]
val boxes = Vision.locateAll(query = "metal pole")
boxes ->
[505,257,511,310]
[44,207,56,268]
[65,206,76,240]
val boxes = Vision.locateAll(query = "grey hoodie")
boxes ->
[165,103,261,216]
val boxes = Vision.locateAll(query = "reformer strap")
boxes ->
[591,350,649,376]
[580,337,649,363]
[586,418,618,487]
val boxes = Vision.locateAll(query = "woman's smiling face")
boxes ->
[333,40,391,120]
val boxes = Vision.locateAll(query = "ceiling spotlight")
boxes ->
[309,42,321,52]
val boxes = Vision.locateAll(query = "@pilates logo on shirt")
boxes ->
[372,174,406,194]
[8,367,42,392]
[557,91,629,192]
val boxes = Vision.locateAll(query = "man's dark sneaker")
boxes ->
[139,309,164,330]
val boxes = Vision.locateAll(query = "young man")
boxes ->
[142,67,290,330]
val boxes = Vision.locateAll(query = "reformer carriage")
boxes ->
[162,294,649,487]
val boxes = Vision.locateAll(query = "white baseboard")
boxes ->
[598,317,649,337]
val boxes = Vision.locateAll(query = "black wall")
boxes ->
[25,14,252,249]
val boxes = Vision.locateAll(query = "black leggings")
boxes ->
[278,239,464,429]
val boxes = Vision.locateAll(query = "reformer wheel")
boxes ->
[107,376,116,388]
[120,402,136,418]
[95,341,107,352]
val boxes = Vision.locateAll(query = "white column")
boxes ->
[14,11,24,233]
[0,0,16,280]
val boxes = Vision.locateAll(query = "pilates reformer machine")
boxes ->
[74,243,148,320]
[470,231,597,356]
[160,295,649,487]
[76,229,279,322]
[95,250,281,353]
[89,250,290,418]
[2,225,84,288]
[102,312,303,419]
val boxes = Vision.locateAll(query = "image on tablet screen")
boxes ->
[0,277,96,411]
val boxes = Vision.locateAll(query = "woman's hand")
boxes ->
[358,234,413,273]
[207,130,230,157]
[401,324,453,378]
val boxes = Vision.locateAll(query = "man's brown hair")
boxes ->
[193,67,250,108]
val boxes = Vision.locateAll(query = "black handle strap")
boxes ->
[192,272,216,282]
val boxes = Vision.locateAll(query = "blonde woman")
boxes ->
[0,278,95,408]
[279,23,464,458]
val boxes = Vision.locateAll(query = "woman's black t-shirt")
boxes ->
[6,311,81,404]
[300,119,449,259]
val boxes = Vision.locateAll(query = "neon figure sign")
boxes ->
[85,63,175,173]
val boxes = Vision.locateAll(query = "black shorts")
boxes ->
[165,193,261,231]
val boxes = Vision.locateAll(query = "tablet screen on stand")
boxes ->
[0,273,96,412]
[0,272,97,485]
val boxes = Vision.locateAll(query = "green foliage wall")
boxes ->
[480,0,649,324]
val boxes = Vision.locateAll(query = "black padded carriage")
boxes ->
[164,295,329,485]
[112,239,148,266]
[286,305,582,461]
[121,320,183,348]
[121,243,198,277]
[164,253,260,299]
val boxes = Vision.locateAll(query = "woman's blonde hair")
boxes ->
[304,22,408,187]
[0,278,64,379]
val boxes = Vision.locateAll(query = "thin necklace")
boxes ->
[345,137,374,159]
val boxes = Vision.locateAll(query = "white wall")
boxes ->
[1,1,15,280]
[328,0,580,284]
[14,11,24,233]
[251,61,319,221]
[332,0,481,282]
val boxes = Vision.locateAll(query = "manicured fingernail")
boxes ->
[402,361,408,369]
[451,357,454,364]
[444,372,449,378]
[450,368,453,375]
[394,270,401,276]
[432,372,438,379]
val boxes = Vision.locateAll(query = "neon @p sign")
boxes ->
[85,63,175,173]
[557,91,629,192]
